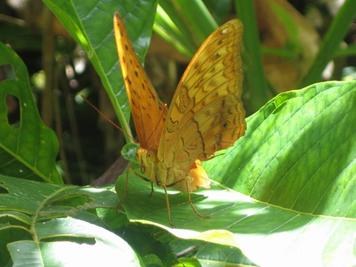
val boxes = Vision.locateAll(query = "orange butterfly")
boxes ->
[113,13,246,224]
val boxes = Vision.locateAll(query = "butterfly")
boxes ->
[113,12,246,224]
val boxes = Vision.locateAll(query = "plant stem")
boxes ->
[301,0,356,86]
[235,0,270,112]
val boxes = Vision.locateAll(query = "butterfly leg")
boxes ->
[149,182,155,197]
[163,185,174,226]
[129,167,155,197]
[185,179,209,219]
[136,173,154,197]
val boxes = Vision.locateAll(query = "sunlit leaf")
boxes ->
[117,80,356,267]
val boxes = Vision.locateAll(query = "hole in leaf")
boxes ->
[0,64,16,81]
[6,95,20,126]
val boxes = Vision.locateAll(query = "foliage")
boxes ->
[0,0,355,266]
[0,44,61,184]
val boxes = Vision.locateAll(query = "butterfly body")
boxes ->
[137,147,209,191]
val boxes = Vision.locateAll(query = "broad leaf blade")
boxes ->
[7,241,43,267]
[8,218,140,267]
[0,175,126,265]
[0,175,117,219]
[117,81,356,267]
[0,43,61,184]
[207,80,356,219]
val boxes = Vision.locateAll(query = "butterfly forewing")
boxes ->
[113,13,167,150]
[158,20,246,168]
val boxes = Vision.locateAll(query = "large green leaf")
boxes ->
[0,43,61,184]
[117,81,356,267]
[0,175,135,266]
[146,224,256,266]
[7,218,140,267]
[43,0,157,142]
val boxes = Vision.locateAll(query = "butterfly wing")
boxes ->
[114,13,167,150]
[158,19,246,177]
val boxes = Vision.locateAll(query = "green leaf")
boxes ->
[161,226,255,266]
[43,0,158,143]
[117,81,356,267]
[0,43,61,184]
[119,223,177,266]
[154,3,196,57]
[301,0,356,86]
[175,257,201,267]
[235,0,271,112]
[204,0,232,24]
[0,175,118,221]
[155,0,217,58]
[7,241,42,267]
[0,175,129,265]
[7,218,140,267]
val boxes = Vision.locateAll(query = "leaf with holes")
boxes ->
[0,43,61,184]
[117,81,356,267]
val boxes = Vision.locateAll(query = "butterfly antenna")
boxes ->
[81,96,133,140]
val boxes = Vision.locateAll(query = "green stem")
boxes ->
[301,0,356,86]
[171,0,217,44]
[334,45,356,58]
[235,0,270,112]
[155,2,196,56]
